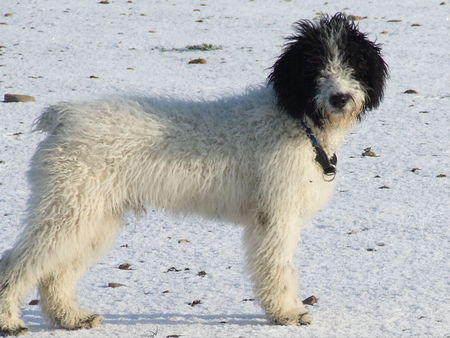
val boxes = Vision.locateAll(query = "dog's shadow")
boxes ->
[102,312,268,326]
[23,310,269,332]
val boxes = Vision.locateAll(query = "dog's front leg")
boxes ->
[244,214,311,325]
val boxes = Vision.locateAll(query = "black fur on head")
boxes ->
[268,13,388,127]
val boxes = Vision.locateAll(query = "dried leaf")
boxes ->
[188,300,202,306]
[108,282,127,288]
[165,267,181,272]
[362,147,379,157]
[302,296,319,305]
[348,15,367,21]
[197,271,207,277]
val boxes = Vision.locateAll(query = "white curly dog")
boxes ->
[0,14,387,335]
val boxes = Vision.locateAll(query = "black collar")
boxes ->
[300,119,337,181]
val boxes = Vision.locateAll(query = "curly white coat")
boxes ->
[0,85,354,333]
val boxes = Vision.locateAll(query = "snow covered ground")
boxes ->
[0,0,449,337]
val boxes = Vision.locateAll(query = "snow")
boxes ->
[0,0,449,337]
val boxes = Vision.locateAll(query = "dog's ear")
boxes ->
[268,20,328,127]
[340,17,389,112]
[358,39,388,111]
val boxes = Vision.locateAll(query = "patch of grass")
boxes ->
[186,43,222,51]
[154,43,223,52]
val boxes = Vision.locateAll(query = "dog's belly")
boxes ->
[127,151,256,223]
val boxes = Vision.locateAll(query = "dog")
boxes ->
[0,13,387,335]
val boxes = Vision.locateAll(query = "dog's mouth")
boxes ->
[322,94,362,128]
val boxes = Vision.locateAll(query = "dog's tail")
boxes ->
[33,103,73,134]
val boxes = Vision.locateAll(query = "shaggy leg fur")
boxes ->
[39,262,102,330]
[38,214,121,330]
[0,243,51,336]
[244,214,312,325]
[0,209,120,335]
[0,251,29,336]
[0,137,123,335]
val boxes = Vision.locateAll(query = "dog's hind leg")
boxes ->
[38,213,122,330]
[244,213,311,326]
[0,250,30,336]
[1,149,123,335]
[0,207,121,336]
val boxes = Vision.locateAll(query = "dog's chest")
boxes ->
[287,150,338,220]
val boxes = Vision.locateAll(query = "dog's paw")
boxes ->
[75,314,102,330]
[65,314,102,330]
[55,312,102,330]
[297,311,312,325]
[78,313,103,329]
[0,317,28,337]
[0,326,28,337]
[270,309,312,326]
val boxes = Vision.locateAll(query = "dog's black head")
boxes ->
[268,13,388,127]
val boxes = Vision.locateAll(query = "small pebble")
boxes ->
[188,58,207,64]
[118,263,131,270]
[3,94,36,102]
[404,89,418,94]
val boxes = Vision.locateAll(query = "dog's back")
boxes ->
[30,89,283,222]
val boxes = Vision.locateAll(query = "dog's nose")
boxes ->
[330,93,351,109]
